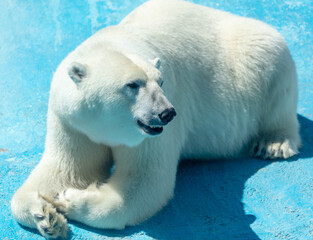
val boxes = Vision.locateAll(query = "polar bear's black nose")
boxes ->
[159,108,176,124]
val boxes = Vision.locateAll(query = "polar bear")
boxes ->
[11,0,301,238]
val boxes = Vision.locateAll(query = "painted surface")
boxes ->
[0,0,312,239]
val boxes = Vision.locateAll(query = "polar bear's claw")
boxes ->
[33,200,68,239]
[251,138,299,160]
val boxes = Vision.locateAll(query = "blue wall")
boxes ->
[1,1,313,239]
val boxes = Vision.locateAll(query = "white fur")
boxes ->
[11,0,300,238]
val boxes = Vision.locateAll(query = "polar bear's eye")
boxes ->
[126,82,140,89]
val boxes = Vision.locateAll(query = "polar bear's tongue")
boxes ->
[137,120,163,136]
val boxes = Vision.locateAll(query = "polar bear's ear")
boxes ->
[67,62,87,84]
[150,57,161,69]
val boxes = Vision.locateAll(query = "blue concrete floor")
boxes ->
[1,0,313,239]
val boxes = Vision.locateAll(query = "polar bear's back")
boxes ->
[121,0,226,30]
[120,0,281,47]
[120,0,226,52]
[120,0,290,85]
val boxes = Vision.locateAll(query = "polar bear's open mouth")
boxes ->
[137,120,163,135]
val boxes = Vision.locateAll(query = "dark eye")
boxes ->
[127,82,140,89]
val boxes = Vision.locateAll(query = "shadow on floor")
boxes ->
[296,115,313,159]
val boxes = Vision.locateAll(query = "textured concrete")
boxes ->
[1,0,313,239]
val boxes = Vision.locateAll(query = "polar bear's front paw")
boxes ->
[52,188,84,218]
[33,201,68,239]
[251,138,299,159]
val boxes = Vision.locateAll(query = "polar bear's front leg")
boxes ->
[11,112,112,238]
[53,141,180,229]
[53,184,127,229]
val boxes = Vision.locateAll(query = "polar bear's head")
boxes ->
[52,48,176,147]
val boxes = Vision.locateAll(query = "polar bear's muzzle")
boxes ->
[136,107,176,136]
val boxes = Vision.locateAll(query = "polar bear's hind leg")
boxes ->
[250,49,301,160]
